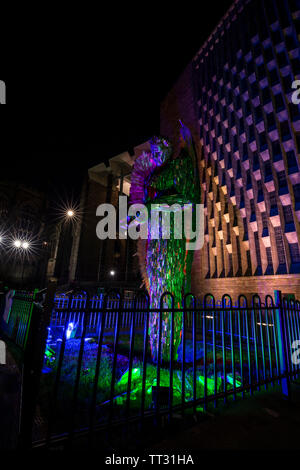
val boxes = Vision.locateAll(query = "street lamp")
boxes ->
[110,270,115,276]
[47,208,77,283]
[13,239,30,250]
[12,239,31,287]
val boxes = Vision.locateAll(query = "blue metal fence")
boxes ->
[1,288,300,449]
[33,290,300,449]
[0,289,38,349]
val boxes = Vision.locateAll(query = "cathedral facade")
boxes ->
[160,0,300,301]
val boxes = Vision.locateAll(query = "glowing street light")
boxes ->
[67,210,75,218]
[110,270,115,276]
[13,239,30,250]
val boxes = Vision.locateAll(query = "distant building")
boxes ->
[0,181,49,287]
[73,142,151,290]
[160,0,300,301]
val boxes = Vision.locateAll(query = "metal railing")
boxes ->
[1,288,300,449]
[0,289,38,350]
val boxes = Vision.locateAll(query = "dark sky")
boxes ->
[2,1,233,198]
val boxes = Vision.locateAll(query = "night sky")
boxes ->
[2,2,233,200]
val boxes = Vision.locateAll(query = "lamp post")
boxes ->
[13,239,30,287]
[47,208,77,284]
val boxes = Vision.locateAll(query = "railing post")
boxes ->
[274,290,290,399]
[18,279,57,449]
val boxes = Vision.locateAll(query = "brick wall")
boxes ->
[160,0,300,300]
[192,274,300,304]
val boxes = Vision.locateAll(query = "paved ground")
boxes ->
[145,383,300,451]
[0,344,21,450]
[2,333,300,453]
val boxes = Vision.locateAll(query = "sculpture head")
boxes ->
[150,136,173,166]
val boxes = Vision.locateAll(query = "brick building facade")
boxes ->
[160,0,300,301]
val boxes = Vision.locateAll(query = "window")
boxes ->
[248,124,255,142]
[240,189,245,208]
[254,232,262,268]
[277,51,288,68]
[272,140,281,160]
[264,161,273,182]
[264,47,274,63]
[246,250,252,274]
[274,93,285,113]
[236,237,242,276]
[262,87,271,105]
[228,253,233,276]
[253,152,260,171]
[246,170,252,189]
[243,218,248,240]
[259,132,268,151]
[282,74,292,94]
[257,63,265,80]
[277,170,288,194]
[235,95,241,110]
[261,211,268,229]
[289,243,300,264]
[254,106,263,123]
[245,100,252,116]
[288,103,300,122]
[266,112,276,132]
[266,247,273,265]
[226,222,231,244]
[280,121,291,141]
[286,150,299,174]
[271,29,283,46]
[274,226,286,265]
[291,57,300,75]
[285,33,297,51]
[293,184,300,210]
[251,82,259,99]
[269,68,279,86]
[283,205,294,224]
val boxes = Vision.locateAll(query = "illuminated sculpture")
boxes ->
[130,123,200,363]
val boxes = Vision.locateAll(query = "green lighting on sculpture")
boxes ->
[130,122,200,363]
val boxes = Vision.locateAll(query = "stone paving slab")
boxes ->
[146,384,300,451]
[0,342,21,450]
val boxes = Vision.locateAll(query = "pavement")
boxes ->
[2,333,300,453]
[145,383,300,451]
[0,343,21,450]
